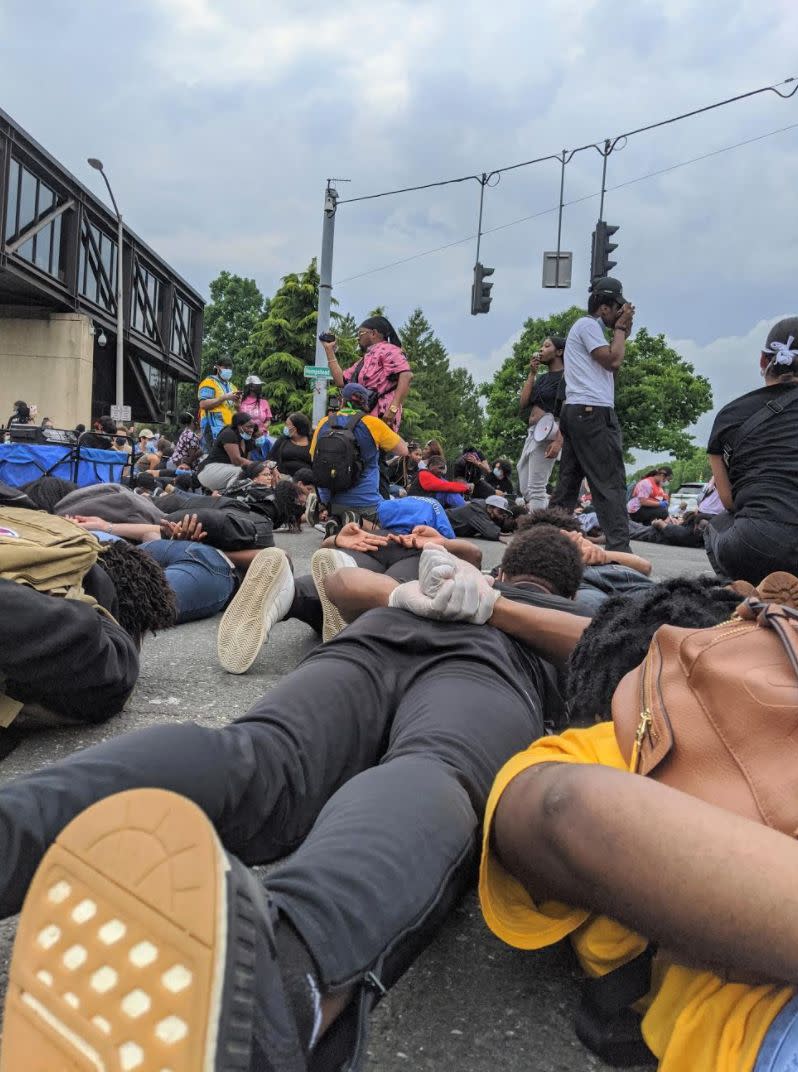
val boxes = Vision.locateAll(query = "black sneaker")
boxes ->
[0,788,307,1072]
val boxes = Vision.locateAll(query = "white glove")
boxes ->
[417,545,482,595]
[388,570,499,624]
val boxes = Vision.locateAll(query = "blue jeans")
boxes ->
[140,540,236,623]
[434,492,466,509]
[575,564,654,615]
[754,993,798,1071]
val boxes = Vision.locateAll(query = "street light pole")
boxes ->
[87,158,125,409]
[312,181,338,428]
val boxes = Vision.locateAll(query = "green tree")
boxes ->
[247,261,321,420]
[201,270,266,377]
[615,327,713,458]
[399,308,484,453]
[482,309,713,463]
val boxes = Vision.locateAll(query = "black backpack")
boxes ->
[312,414,365,493]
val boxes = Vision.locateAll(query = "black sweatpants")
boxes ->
[0,608,543,1000]
[550,404,632,552]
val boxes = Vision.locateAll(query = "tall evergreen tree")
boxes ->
[399,308,484,453]
[247,261,320,419]
[201,271,266,377]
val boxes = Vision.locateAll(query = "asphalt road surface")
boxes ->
[0,532,711,1070]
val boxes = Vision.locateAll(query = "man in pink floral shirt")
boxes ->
[321,315,413,430]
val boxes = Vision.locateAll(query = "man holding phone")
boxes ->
[197,355,241,451]
[549,277,635,552]
[320,316,413,430]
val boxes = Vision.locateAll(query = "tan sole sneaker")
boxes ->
[310,549,356,642]
[217,547,295,674]
[756,571,798,610]
[0,788,257,1072]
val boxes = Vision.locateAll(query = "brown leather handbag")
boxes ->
[612,600,798,835]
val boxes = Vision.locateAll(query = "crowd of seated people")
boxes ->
[5,316,798,1072]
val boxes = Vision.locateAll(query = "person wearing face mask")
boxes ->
[487,458,515,497]
[549,277,635,552]
[406,453,471,508]
[197,412,256,491]
[239,375,273,441]
[266,412,313,477]
[197,356,240,451]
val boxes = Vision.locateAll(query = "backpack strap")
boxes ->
[724,385,798,465]
[346,413,365,432]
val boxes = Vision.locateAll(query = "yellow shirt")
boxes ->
[198,376,238,428]
[479,723,793,1071]
[309,412,401,455]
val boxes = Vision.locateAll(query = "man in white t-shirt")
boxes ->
[549,276,635,551]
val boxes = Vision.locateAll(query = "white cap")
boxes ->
[138,428,156,439]
[245,374,263,385]
[485,494,512,514]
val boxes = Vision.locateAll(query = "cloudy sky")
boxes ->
[3,0,797,449]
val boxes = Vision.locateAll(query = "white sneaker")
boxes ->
[217,548,295,674]
[310,548,357,642]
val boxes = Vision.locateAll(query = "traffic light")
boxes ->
[590,221,619,283]
[471,262,494,315]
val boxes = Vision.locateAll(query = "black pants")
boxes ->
[0,609,542,1000]
[704,513,798,584]
[630,503,668,525]
[550,404,632,552]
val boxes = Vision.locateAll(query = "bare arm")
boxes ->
[324,567,398,622]
[709,454,734,510]
[519,371,536,412]
[199,394,234,411]
[321,340,346,388]
[494,761,798,984]
[391,371,413,410]
[486,597,589,668]
[590,328,628,372]
[603,549,652,576]
[67,516,162,542]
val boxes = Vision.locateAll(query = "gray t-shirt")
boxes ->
[564,315,614,407]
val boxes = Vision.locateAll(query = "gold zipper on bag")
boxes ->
[630,650,655,773]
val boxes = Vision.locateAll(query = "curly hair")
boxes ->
[565,576,741,723]
[21,476,78,513]
[95,542,177,645]
[516,506,582,534]
[501,525,584,599]
[273,481,304,532]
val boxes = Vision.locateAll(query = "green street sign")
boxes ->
[304,365,331,380]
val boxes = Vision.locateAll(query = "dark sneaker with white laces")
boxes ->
[0,788,307,1072]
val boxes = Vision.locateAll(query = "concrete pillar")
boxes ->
[0,312,94,429]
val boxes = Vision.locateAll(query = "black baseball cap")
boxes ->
[590,276,625,304]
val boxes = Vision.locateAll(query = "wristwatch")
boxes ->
[387,404,399,415]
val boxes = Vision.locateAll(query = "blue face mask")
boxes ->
[239,432,252,441]
[255,435,267,446]
[219,368,233,382]
[283,426,292,438]
[144,441,157,454]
